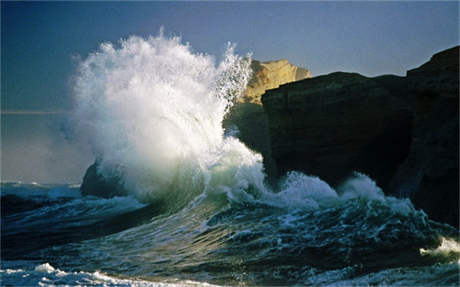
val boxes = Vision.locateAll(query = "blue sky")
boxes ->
[2,1,459,111]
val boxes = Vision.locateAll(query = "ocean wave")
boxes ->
[1,261,222,287]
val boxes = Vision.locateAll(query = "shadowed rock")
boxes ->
[261,46,459,227]
[80,161,127,198]
[262,72,412,189]
[390,46,459,227]
[223,102,277,182]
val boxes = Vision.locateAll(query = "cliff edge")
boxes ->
[262,72,412,189]
[243,59,310,104]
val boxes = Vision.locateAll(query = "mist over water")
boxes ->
[1,114,93,184]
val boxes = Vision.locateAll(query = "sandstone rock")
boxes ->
[223,59,309,181]
[262,72,413,189]
[390,46,459,227]
[242,59,310,104]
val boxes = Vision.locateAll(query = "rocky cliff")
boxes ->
[262,72,413,188]
[262,46,459,227]
[223,59,309,180]
[223,102,277,181]
[389,46,459,227]
[243,59,310,104]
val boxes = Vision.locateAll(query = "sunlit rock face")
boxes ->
[390,46,459,227]
[262,72,412,189]
[242,59,310,104]
[222,60,309,178]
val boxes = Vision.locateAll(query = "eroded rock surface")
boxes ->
[262,72,412,188]
[262,46,459,227]
[390,46,459,227]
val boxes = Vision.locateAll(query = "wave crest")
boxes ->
[72,32,259,205]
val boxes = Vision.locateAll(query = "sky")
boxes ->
[1,1,459,183]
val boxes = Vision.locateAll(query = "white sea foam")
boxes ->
[72,31,265,204]
[301,263,460,286]
[1,262,222,287]
[258,171,417,218]
[338,172,416,216]
[420,237,460,262]
[72,31,422,219]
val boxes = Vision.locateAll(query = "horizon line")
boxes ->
[1,109,68,115]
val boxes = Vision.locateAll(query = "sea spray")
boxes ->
[70,32,445,232]
[4,31,460,285]
[72,33,263,205]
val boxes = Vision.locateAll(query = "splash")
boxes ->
[72,32,263,204]
[420,237,460,263]
[259,171,417,218]
[1,262,222,287]
[72,32,424,220]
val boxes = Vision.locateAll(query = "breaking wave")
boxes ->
[3,32,459,286]
[72,32,263,207]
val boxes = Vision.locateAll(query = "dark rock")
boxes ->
[390,46,459,227]
[223,102,277,181]
[262,72,412,188]
[262,46,459,227]
[80,161,127,198]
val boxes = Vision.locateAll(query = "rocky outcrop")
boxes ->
[262,46,459,227]
[223,102,277,181]
[262,72,413,188]
[80,161,126,198]
[242,59,310,104]
[389,46,459,227]
[226,59,309,178]
[222,60,309,181]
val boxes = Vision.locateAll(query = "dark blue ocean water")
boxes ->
[1,179,458,286]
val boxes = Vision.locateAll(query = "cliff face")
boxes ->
[223,102,277,181]
[262,46,459,227]
[262,72,412,188]
[390,46,459,227]
[243,59,310,104]
[224,59,309,180]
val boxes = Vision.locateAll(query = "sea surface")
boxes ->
[2,33,459,286]
[1,179,459,286]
